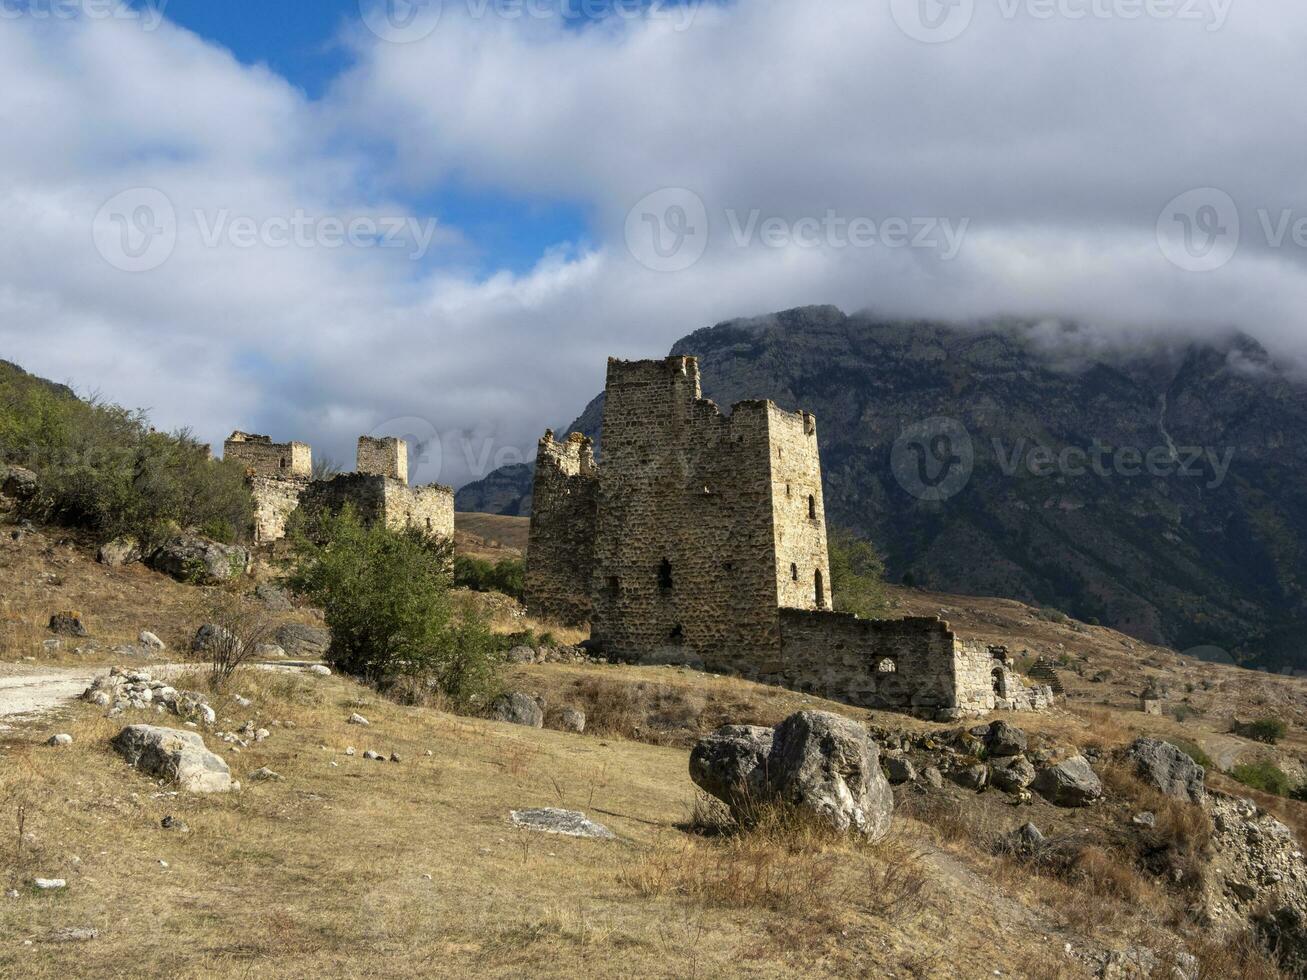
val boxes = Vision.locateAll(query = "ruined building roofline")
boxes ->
[225,431,311,451]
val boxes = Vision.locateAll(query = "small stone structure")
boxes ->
[224,433,453,544]
[526,355,1050,720]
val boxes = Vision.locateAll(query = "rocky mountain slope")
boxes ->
[457,307,1307,672]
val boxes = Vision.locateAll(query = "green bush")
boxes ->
[1230,760,1293,797]
[828,528,888,618]
[453,554,526,600]
[285,506,501,703]
[1167,739,1215,771]
[1240,717,1289,745]
[0,363,252,549]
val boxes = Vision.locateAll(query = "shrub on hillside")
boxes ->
[0,365,252,549]
[828,528,888,618]
[454,554,526,601]
[1230,760,1293,797]
[285,506,501,702]
[1239,717,1289,745]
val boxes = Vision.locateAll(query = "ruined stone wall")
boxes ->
[249,476,307,544]
[588,357,785,673]
[224,432,311,480]
[525,432,598,625]
[767,406,832,611]
[357,436,408,484]
[300,473,454,537]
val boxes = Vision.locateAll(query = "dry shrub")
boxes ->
[571,676,707,745]
[1188,928,1285,980]
[192,586,278,691]
[895,787,997,844]
[1101,763,1213,888]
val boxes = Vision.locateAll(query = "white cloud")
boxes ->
[4,3,1307,490]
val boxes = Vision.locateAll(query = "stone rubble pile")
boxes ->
[82,668,216,727]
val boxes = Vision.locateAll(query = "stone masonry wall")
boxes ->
[224,432,311,480]
[588,357,801,673]
[357,436,408,484]
[301,473,453,536]
[249,476,308,544]
[768,406,832,611]
[525,432,598,625]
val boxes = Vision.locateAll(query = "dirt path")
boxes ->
[0,665,98,731]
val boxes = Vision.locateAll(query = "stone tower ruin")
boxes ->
[525,355,1053,720]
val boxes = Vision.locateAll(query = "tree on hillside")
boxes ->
[828,528,889,619]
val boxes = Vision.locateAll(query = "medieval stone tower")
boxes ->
[528,355,831,673]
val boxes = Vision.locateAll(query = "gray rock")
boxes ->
[348,713,370,726]
[1012,822,1045,852]
[986,720,1028,757]
[48,926,98,943]
[766,711,894,841]
[1032,755,1102,807]
[45,734,73,747]
[1123,737,1206,803]
[192,624,239,655]
[138,630,165,651]
[558,707,586,734]
[506,645,536,665]
[490,692,544,729]
[1,465,38,501]
[160,815,189,832]
[111,725,232,793]
[254,582,293,611]
[48,612,87,637]
[276,623,330,660]
[510,808,615,839]
[98,536,141,568]
[363,750,384,761]
[990,756,1037,793]
[950,764,989,791]
[1133,811,1157,828]
[922,766,945,789]
[690,725,774,808]
[147,535,249,585]
[306,664,331,677]
[883,756,917,785]
[249,767,282,781]
[254,643,285,660]
[32,879,66,890]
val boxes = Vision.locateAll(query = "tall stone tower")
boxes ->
[357,436,408,484]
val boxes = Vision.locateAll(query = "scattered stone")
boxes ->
[1013,822,1045,852]
[254,643,285,660]
[160,816,189,833]
[1132,812,1157,828]
[233,694,253,709]
[990,756,1037,793]
[363,750,384,761]
[306,665,331,677]
[510,808,615,839]
[33,879,66,891]
[83,667,213,726]
[111,725,233,793]
[138,630,165,651]
[4,890,17,900]
[147,535,250,585]
[48,926,98,943]
[45,734,73,747]
[97,536,141,568]
[1032,755,1102,808]
[490,692,545,729]
[883,756,917,785]
[690,725,773,807]
[48,611,87,637]
[986,720,1028,757]
[42,639,61,653]
[922,766,945,789]
[1123,737,1205,803]
[506,645,536,665]
[254,582,293,611]
[557,708,586,734]
[345,746,356,756]
[390,752,402,763]
[348,713,370,726]
[276,623,330,660]
[1,464,38,500]
[192,623,239,655]
[249,767,282,782]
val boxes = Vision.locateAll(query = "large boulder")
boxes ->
[990,756,1037,793]
[985,720,1028,757]
[1032,755,1102,807]
[97,536,141,568]
[1123,737,1205,803]
[490,692,544,729]
[111,725,232,793]
[1,465,38,501]
[147,535,249,585]
[48,611,87,637]
[689,725,774,807]
[692,711,894,840]
[192,623,240,655]
[276,623,330,660]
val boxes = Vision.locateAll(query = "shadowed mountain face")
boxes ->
[457,306,1307,673]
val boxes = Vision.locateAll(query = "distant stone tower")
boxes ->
[525,431,598,625]
[357,436,408,484]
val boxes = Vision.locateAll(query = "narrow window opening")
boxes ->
[658,559,674,592]
[815,568,825,607]
[790,562,799,582]
[808,494,817,520]
[786,483,792,498]
[606,575,620,596]
[992,667,1006,698]
[669,624,684,643]
[425,518,432,532]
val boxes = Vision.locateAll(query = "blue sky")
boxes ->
[0,0,1303,489]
